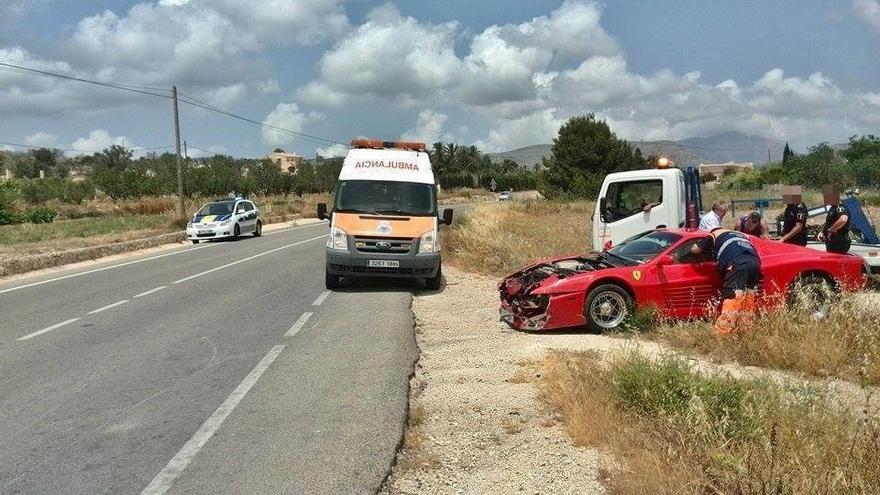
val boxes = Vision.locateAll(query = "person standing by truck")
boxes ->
[817,184,851,254]
[779,185,808,246]
[698,201,728,231]
[691,227,762,334]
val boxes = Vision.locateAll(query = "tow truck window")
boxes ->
[335,180,436,216]
[605,179,663,222]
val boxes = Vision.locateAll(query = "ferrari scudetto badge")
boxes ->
[377,221,392,234]
[632,270,642,281]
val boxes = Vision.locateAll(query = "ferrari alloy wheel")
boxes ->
[787,274,836,320]
[585,284,632,332]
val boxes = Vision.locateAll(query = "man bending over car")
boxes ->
[691,227,762,334]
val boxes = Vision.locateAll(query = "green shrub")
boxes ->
[20,178,65,203]
[25,207,57,224]
[63,180,96,204]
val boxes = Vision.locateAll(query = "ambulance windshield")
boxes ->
[334,180,436,216]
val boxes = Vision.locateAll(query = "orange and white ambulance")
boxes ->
[317,139,453,290]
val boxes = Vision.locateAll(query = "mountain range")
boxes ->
[488,131,789,170]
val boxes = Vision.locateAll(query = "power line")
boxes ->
[177,91,348,148]
[0,61,171,99]
[0,140,174,154]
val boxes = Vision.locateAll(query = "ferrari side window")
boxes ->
[673,240,713,264]
[604,179,663,222]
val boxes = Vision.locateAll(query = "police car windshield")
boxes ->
[334,180,435,216]
[198,202,235,216]
[607,231,682,263]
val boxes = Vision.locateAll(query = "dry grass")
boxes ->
[654,296,880,385]
[443,200,593,275]
[437,187,495,205]
[394,382,441,473]
[539,349,880,494]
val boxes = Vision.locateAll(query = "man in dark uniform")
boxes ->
[691,228,762,334]
[779,185,808,246]
[817,185,851,254]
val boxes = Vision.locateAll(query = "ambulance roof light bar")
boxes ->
[351,139,427,151]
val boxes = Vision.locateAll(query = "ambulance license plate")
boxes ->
[368,260,399,268]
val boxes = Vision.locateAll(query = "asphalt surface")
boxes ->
[0,221,421,494]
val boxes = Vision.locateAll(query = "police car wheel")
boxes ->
[325,270,341,290]
[584,284,633,332]
[787,274,835,320]
[191,240,199,244]
[232,224,240,240]
[253,221,262,237]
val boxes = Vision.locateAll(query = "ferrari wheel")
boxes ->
[584,284,632,332]
[787,274,836,320]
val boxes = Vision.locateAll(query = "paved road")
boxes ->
[0,222,420,494]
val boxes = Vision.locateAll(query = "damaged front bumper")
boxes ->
[499,303,549,331]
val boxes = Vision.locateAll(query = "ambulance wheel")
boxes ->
[253,221,262,237]
[787,274,835,320]
[232,224,240,240]
[191,240,199,244]
[584,284,632,332]
[425,265,442,290]
[325,270,341,290]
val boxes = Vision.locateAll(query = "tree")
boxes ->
[782,142,794,165]
[538,114,649,199]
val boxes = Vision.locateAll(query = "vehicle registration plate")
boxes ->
[198,230,212,235]
[368,259,399,268]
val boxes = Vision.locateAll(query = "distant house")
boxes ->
[698,161,754,180]
[264,149,303,174]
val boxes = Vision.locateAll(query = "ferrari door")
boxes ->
[657,239,721,318]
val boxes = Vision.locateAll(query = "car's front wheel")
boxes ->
[425,264,442,290]
[191,239,199,244]
[253,221,262,237]
[584,284,632,332]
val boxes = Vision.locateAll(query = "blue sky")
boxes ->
[1,0,879,158]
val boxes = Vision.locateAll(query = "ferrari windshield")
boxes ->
[607,230,682,263]
[197,201,235,216]
[334,180,436,216]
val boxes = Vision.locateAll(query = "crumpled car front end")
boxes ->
[499,255,606,331]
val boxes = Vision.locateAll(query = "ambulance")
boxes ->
[317,139,453,290]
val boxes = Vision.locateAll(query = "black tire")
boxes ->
[253,221,262,237]
[191,239,199,244]
[232,223,240,240]
[425,264,442,290]
[584,284,633,332]
[325,270,341,290]
[787,274,836,319]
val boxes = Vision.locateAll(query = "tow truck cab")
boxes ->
[593,166,699,251]
[317,139,453,290]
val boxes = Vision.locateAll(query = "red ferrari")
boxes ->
[499,229,868,332]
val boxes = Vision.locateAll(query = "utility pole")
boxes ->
[184,140,188,160]
[172,86,185,220]
[767,148,771,165]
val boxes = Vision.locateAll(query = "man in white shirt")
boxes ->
[699,201,728,231]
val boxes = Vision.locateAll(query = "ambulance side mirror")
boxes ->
[441,208,453,226]
[317,203,330,221]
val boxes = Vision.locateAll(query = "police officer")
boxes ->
[691,227,761,334]
[817,185,851,254]
[779,185,808,246]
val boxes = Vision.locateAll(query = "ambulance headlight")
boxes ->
[328,226,348,250]
[419,230,438,253]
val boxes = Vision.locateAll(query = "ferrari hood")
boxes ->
[499,253,616,299]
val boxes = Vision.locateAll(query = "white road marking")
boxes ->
[172,234,328,285]
[285,312,313,337]
[88,299,129,314]
[0,244,217,295]
[18,318,81,341]
[312,290,331,306]
[134,286,167,298]
[262,221,327,236]
[141,344,286,495]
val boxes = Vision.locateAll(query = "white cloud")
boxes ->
[315,143,349,158]
[475,109,563,152]
[260,102,323,148]
[855,0,880,30]
[400,109,450,144]
[23,132,57,148]
[70,129,134,155]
